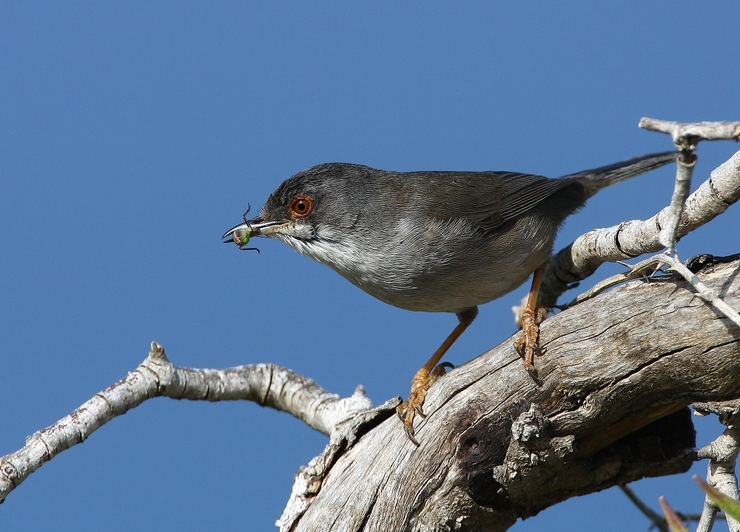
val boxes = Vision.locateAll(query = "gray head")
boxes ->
[223,163,404,287]
[223,163,378,254]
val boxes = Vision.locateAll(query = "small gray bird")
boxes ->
[223,151,676,443]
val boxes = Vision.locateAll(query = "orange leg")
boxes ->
[514,263,548,382]
[397,307,478,445]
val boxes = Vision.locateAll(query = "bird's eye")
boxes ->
[289,196,314,218]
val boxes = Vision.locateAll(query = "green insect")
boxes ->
[235,204,260,253]
[233,225,253,248]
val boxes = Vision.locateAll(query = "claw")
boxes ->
[525,361,542,385]
[396,364,450,445]
[396,400,421,446]
[403,422,420,447]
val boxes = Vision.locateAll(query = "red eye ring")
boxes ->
[289,195,314,218]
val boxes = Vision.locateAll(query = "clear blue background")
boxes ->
[2,2,738,530]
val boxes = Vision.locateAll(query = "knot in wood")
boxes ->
[511,404,549,449]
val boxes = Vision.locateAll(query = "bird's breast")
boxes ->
[283,214,558,313]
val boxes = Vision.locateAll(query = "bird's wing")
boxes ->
[411,171,576,233]
[490,172,576,221]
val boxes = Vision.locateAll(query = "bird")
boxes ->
[223,151,676,444]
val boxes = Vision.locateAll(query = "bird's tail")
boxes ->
[562,151,677,198]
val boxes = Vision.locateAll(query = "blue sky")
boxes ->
[1,3,738,530]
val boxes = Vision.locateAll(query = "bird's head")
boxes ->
[223,163,377,260]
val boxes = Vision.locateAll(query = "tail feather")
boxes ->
[562,151,677,198]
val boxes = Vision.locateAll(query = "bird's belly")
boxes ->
[338,235,551,313]
[356,260,538,313]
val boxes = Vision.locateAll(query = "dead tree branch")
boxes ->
[280,257,740,532]
[541,125,740,307]
[694,401,740,532]
[0,354,372,503]
[3,123,739,530]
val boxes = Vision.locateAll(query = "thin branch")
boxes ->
[694,403,740,532]
[621,484,709,531]
[562,255,664,308]
[638,118,740,253]
[639,118,740,146]
[0,343,372,503]
[620,485,670,532]
[654,255,740,329]
[540,145,740,307]
[563,253,740,332]
[660,155,696,253]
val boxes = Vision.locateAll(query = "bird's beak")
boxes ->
[222,217,290,248]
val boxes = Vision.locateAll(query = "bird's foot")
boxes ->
[515,307,547,384]
[397,363,453,446]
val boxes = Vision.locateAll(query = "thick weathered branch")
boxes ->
[280,257,740,532]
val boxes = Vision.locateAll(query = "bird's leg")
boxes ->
[514,263,548,382]
[397,307,478,445]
